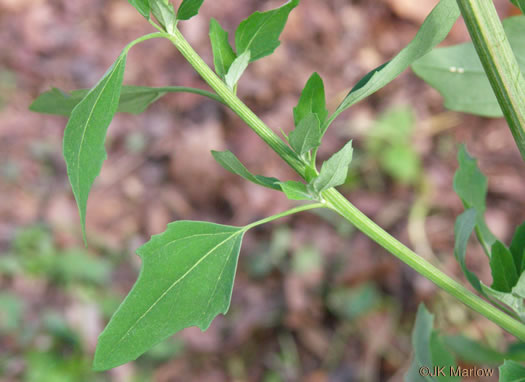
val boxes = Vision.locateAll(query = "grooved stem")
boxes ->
[161,27,525,341]
[457,0,525,161]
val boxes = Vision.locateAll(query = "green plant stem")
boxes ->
[323,188,525,339]
[457,0,525,161]
[162,30,305,174]
[125,32,167,52]
[163,28,525,341]
[243,203,326,231]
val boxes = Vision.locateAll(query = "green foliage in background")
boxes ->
[412,16,525,117]
[365,106,422,185]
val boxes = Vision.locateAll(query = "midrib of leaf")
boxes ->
[241,15,273,55]
[316,159,348,191]
[320,170,340,189]
[212,28,230,76]
[216,43,227,74]
[74,54,126,214]
[149,230,235,253]
[496,258,517,291]
[110,230,242,351]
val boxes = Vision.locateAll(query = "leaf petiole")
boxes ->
[242,202,326,232]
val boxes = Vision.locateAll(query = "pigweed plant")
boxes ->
[31,0,525,377]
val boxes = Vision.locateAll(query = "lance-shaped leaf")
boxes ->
[405,304,460,382]
[454,209,482,292]
[279,181,315,201]
[313,140,353,192]
[151,0,176,34]
[235,0,299,62]
[453,209,525,318]
[93,221,245,370]
[63,51,127,241]
[294,73,328,129]
[329,0,459,124]
[412,16,525,117]
[211,150,280,190]
[209,18,237,80]
[490,241,519,293]
[443,335,508,365]
[225,51,250,90]
[499,360,525,382]
[510,222,525,274]
[429,332,460,382]
[30,85,223,116]
[177,0,205,20]
[128,0,150,19]
[453,145,496,254]
[288,113,321,156]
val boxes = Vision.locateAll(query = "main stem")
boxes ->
[457,0,525,161]
[162,29,525,341]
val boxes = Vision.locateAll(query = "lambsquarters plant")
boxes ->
[31,0,525,378]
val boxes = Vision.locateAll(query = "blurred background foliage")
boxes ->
[1,0,525,381]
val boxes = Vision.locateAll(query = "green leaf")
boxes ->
[30,88,88,116]
[412,304,434,368]
[406,304,433,382]
[405,304,459,382]
[209,18,237,80]
[500,360,525,382]
[329,0,459,124]
[31,87,162,116]
[288,113,321,155]
[235,0,299,62]
[30,86,222,116]
[443,335,505,365]
[63,51,127,242]
[211,150,281,190]
[224,51,250,90]
[177,0,205,20]
[278,181,314,201]
[365,106,421,184]
[411,16,525,117]
[453,145,496,254]
[151,0,176,34]
[93,221,245,370]
[510,222,525,274]
[490,241,519,292]
[454,209,482,292]
[512,0,525,14]
[312,140,353,192]
[511,272,525,299]
[430,332,460,382]
[380,145,421,185]
[293,73,328,129]
[128,0,150,19]
[482,284,525,322]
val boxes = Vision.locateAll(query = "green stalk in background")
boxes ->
[457,0,525,161]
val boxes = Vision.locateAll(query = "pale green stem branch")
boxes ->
[243,203,326,231]
[160,28,525,341]
[161,30,306,174]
